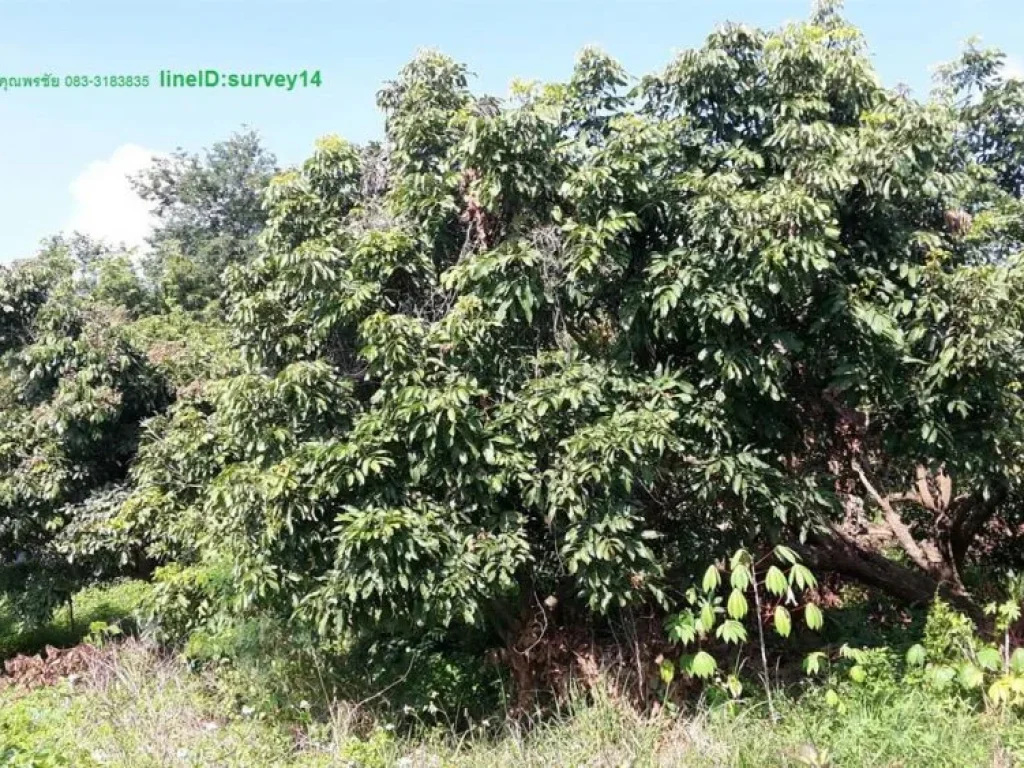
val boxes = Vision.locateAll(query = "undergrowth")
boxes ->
[3,639,1024,767]
[4,580,1024,766]
[0,579,151,659]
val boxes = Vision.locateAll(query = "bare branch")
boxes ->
[852,460,935,575]
[937,469,953,510]
[915,465,937,512]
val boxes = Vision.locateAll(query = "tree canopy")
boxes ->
[133,129,278,312]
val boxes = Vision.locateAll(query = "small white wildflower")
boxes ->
[298,699,311,710]
[384,723,396,731]
[396,758,413,768]
[176,749,189,759]
[203,721,219,731]
[241,705,255,716]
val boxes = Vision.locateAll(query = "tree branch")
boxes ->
[800,524,987,630]
[947,481,1009,576]
[851,460,936,575]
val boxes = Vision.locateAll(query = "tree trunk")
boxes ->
[800,525,989,630]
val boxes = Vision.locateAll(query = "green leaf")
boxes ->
[765,566,787,596]
[1010,648,1024,674]
[905,644,926,667]
[716,619,748,645]
[702,564,721,593]
[726,674,743,698]
[727,589,749,620]
[774,605,792,637]
[730,549,751,570]
[659,658,676,686]
[804,602,823,631]
[803,651,826,675]
[667,611,698,646]
[700,602,716,634]
[930,666,956,689]
[989,678,1013,706]
[958,663,985,690]
[774,545,799,564]
[789,564,817,590]
[976,647,1002,671]
[689,651,717,680]
[839,644,864,662]
[730,564,751,591]
[848,665,866,684]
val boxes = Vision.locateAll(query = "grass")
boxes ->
[1,642,301,768]
[3,582,1023,766]
[4,638,1024,767]
[429,689,1024,767]
[0,579,152,659]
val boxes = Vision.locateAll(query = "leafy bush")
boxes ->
[663,547,824,715]
[0,248,170,621]
[142,561,237,645]
[120,6,1024,673]
[0,685,94,767]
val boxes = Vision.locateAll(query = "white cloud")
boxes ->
[66,144,165,251]
[1004,56,1024,82]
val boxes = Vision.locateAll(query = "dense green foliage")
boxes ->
[120,3,1024,645]
[3,6,1024,750]
[133,129,278,312]
[0,244,168,620]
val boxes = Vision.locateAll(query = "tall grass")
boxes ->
[4,638,1024,767]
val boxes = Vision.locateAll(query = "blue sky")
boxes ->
[1,0,1022,263]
